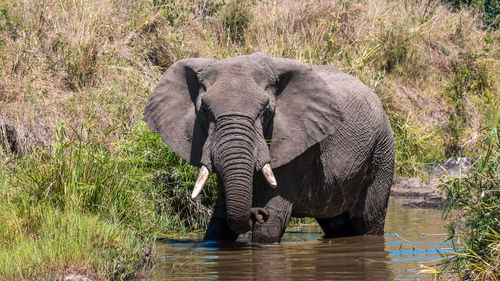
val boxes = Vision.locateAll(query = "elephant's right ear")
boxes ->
[143,58,216,167]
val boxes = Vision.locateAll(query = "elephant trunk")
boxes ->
[213,115,255,234]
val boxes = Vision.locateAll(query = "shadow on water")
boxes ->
[153,201,453,280]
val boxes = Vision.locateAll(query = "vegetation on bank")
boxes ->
[0,0,498,279]
[0,123,217,279]
[441,125,499,281]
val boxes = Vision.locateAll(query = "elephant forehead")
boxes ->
[204,74,267,98]
[201,58,272,88]
[203,81,269,117]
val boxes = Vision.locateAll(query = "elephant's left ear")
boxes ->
[265,57,344,168]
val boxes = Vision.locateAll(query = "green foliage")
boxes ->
[444,54,495,156]
[447,56,494,100]
[0,122,216,279]
[121,122,218,230]
[441,125,500,280]
[9,125,154,234]
[445,0,500,27]
[389,111,446,178]
[0,206,148,280]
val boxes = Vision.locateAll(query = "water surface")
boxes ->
[153,201,453,280]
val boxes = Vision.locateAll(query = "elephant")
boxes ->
[144,52,395,243]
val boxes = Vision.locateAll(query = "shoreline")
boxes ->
[390,177,445,209]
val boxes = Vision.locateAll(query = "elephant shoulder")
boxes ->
[312,65,372,96]
[312,65,343,75]
[313,65,388,129]
[313,66,380,107]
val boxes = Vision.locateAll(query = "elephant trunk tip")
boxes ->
[227,216,252,234]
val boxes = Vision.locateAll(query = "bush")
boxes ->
[389,110,446,178]
[441,125,500,280]
[217,1,253,45]
[121,122,218,230]
[0,122,217,279]
[445,0,499,27]
[443,54,495,156]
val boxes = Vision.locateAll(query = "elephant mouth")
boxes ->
[226,208,269,234]
[250,207,269,224]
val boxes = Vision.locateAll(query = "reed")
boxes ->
[441,125,499,280]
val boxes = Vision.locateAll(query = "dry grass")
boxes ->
[1,0,498,174]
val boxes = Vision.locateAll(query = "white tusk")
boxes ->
[262,163,277,188]
[191,166,209,199]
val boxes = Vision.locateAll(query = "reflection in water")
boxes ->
[154,201,450,280]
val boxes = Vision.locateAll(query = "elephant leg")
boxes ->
[318,134,394,237]
[204,217,239,241]
[316,172,390,238]
[318,184,390,237]
[204,193,239,241]
[252,195,292,243]
[316,212,357,238]
[347,134,395,235]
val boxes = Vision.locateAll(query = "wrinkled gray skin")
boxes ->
[144,53,394,243]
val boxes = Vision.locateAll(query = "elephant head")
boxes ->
[144,53,343,234]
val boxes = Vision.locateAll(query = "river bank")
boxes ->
[391,177,445,208]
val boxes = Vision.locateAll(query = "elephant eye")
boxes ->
[260,102,272,118]
[200,102,215,121]
[199,102,209,115]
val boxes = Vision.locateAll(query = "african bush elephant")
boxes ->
[144,52,395,243]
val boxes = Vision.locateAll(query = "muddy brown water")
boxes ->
[153,200,455,280]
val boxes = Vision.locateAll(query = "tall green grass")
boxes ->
[0,206,147,280]
[441,125,499,280]
[0,122,217,279]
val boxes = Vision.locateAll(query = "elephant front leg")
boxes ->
[204,217,239,241]
[204,194,239,241]
[251,196,292,243]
